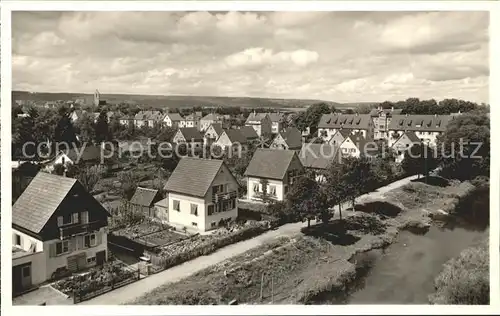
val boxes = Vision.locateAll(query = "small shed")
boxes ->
[129,187,163,217]
[154,197,169,222]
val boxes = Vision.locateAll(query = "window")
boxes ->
[81,211,89,224]
[192,222,198,227]
[84,234,96,248]
[212,185,223,195]
[22,266,31,278]
[87,256,96,264]
[56,241,69,255]
[190,204,198,216]
[15,234,21,246]
[173,200,180,211]
[269,185,277,196]
[211,222,216,228]
[208,205,215,216]
[253,183,259,192]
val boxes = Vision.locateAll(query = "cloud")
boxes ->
[11,11,489,104]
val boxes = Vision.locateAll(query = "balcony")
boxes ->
[59,220,104,240]
[212,190,238,203]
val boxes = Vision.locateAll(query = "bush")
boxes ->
[429,241,489,304]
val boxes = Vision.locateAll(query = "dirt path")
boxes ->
[80,175,419,305]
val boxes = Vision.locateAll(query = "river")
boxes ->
[343,225,486,304]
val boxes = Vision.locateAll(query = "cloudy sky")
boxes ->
[12,11,489,103]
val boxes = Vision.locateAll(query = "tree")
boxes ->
[296,102,333,135]
[75,112,96,144]
[286,175,328,227]
[341,157,378,208]
[76,165,102,193]
[323,161,345,220]
[401,143,438,179]
[54,106,78,151]
[429,241,489,304]
[94,111,111,144]
[118,171,137,200]
[437,113,490,180]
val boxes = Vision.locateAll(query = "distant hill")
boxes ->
[12,91,375,111]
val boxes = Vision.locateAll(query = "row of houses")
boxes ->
[316,108,459,147]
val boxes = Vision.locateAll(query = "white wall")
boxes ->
[247,177,285,201]
[318,128,337,142]
[168,193,207,231]
[340,138,360,158]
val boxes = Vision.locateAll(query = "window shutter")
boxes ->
[76,236,82,250]
[72,213,79,224]
[57,216,63,227]
[49,243,56,258]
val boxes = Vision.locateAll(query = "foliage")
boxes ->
[54,106,78,151]
[437,113,490,180]
[378,98,484,115]
[76,165,103,193]
[401,143,439,178]
[108,201,147,230]
[74,112,96,144]
[295,102,334,135]
[118,171,138,199]
[94,110,111,143]
[286,175,329,226]
[340,157,378,207]
[429,241,489,305]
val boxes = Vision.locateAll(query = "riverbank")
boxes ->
[133,178,482,305]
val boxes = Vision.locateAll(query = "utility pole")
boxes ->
[271,276,274,304]
[260,273,264,301]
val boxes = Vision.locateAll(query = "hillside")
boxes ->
[12,91,372,110]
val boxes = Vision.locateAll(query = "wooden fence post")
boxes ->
[260,273,264,301]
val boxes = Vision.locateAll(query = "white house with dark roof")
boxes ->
[299,143,340,182]
[204,123,225,145]
[266,112,286,134]
[172,128,204,148]
[369,106,403,140]
[134,110,164,128]
[317,113,374,142]
[245,112,272,137]
[12,172,110,295]
[200,113,224,132]
[328,129,351,146]
[214,129,249,155]
[163,113,184,129]
[180,111,203,129]
[164,157,240,232]
[270,127,302,151]
[244,149,304,201]
[391,131,422,163]
[388,114,454,147]
[339,133,378,159]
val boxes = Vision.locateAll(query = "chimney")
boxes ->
[434,114,437,117]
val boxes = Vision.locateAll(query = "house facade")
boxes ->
[172,128,204,148]
[267,112,285,134]
[299,143,340,183]
[12,172,110,295]
[163,113,184,129]
[269,127,302,151]
[245,112,273,137]
[388,114,454,147]
[204,123,225,145]
[200,113,224,132]
[244,149,304,201]
[391,131,421,163]
[214,129,248,155]
[339,134,378,159]
[317,114,374,142]
[164,158,240,232]
[328,129,351,146]
[134,110,164,128]
[129,187,163,218]
[181,111,203,129]
[370,106,403,140]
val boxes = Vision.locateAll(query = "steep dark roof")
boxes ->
[344,134,378,155]
[388,115,454,132]
[267,112,285,123]
[240,126,259,140]
[208,123,224,136]
[299,144,339,170]
[244,149,301,180]
[318,114,372,130]
[60,145,113,163]
[166,113,184,121]
[245,112,270,124]
[278,127,302,149]
[337,129,352,138]
[178,128,203,141]
[224,129,248,144]
[164,157,224,197]
[404,131,421,143]
[13,172,77,233]
[129,187,160,207]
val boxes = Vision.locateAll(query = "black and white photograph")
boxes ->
[1,0,498,313]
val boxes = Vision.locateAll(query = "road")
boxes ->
[81,174,419,305]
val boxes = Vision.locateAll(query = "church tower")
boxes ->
[93,89,100,107]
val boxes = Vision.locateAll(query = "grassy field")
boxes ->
[12,90,372,110]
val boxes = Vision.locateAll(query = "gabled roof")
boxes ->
[244,149,302,180]
[12,172,109,234]
[336,129,352,138]
[403,131,421,143]
[299,144,340,170]
[239,126,259,140]
[57,145,115,163]
[201,113,223,121]
[178,127,203,141]
[185,112,203,121]
[134,110,164,121]
[224,129,248,144]
[388,115,454,132]
[343,134,378,155]
[129,187,161,207]
[318,114,372,130]
[166,113,184,121]
[267,112,285,123]
[164,157,229,197]
[369,108,403,117]
[207,123,224,136]
[245,112,270,124]
[278,127,302,149]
